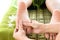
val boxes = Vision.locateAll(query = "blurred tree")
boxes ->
[1,0,17,28]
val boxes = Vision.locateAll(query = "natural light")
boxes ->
[0,0,11,22]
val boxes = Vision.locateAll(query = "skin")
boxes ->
[46,0,60,40]
[16,0,32,33]
[22,0,60,40]
[13,27,33,40]
[23,20,60,33]
[13,0,60,40]
[13,20,60,40]
[13,0,33,40]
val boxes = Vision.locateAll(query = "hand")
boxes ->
[45,33,57,40]
[22,20,33,34]
[13,28,26,40]
[23,20,45,34]
[13,28,33,40]
[17,0,32,34]
[31,20,45,34]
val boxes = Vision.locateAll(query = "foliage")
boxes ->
[28,0,46,10]
[0,28,14,40]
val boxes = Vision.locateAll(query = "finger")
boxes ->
[19,21,23,30]
[49,34,53,40]
[53,33,57,40]
[19,29,26,35]
[23,25,27,32]
[26,26,33,34]
[23,20,38,27]
[23,24,33,34]
[19,29,24,32]
[44,33,49,39]
[23,21,32,27]
[23,20,39,28]
[31,20,43,28]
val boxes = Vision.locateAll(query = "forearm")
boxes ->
[16,1,26,27]
[43,23,60,33]
[16,1,30,26]
[17,2,30,21]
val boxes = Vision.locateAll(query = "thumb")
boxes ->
[18,29,26,34]
[31,20,40,28]
[23,21,32,27]
[31,23,39,29]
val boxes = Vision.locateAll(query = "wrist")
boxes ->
[31,22,47,34]
[43,24,50,33]
[37,23,46,33]
[40,24,47,33]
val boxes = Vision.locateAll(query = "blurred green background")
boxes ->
[0,0,52,40]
